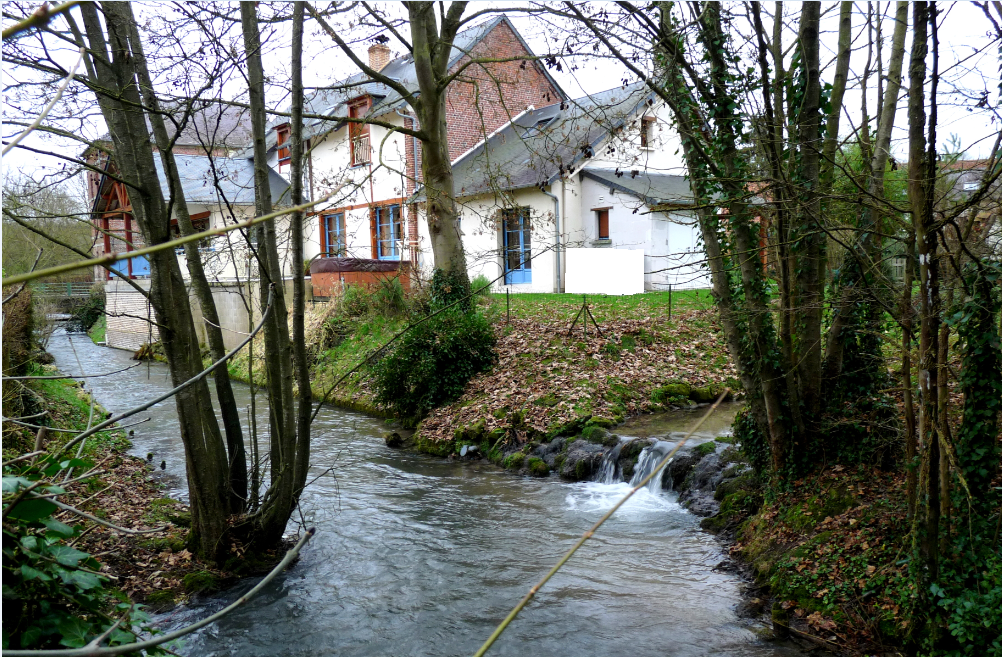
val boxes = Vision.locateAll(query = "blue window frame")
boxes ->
[502,207,531,284]
[323,212,345,256]
[112,255,149,279]
[375,204,401,260]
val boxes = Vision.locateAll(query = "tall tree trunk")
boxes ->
[79,1,231,561]
[792,2,825,425]
[122,2,247,513]
[408,2,469,278]
[240,0,300,545]
[290,1,312,496]
[908,0,940,582]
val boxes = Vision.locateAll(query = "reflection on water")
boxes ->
[47,330,796,657]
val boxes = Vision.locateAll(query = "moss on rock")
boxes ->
[503,452,525,470]
[527,457,550,477]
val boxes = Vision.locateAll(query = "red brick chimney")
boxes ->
[368,43,391,72]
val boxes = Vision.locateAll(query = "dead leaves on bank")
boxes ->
[418,309,737,444]
[64,452,215,605]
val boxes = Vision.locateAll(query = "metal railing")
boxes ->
[351,134,370,165]
[32,282,93,299]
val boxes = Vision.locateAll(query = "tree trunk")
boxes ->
[792,2,825,425]
[408,2,469,277]
[122,2,247,513]
[907,0,940,582]
[290,1,313,496]
[240,0,300,546]
[79,1,231,562]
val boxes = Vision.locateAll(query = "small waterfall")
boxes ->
[597,442,625,484]
[628,442,673,492]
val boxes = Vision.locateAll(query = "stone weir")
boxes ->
[386,423,757,521]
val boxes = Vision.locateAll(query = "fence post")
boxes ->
[668,284,672,321]
[506,289,510,324]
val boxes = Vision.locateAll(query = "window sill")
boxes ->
[639,147,654,152]
[591,238,612,246]
[350,162,370,169]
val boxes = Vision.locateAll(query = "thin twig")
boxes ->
[472,390,730,657]
[3,362,143,381]
[2,47,84,156]
[36,496,167,535]
[1,0,81,40]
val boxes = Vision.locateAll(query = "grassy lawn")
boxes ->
[481,289,715,324]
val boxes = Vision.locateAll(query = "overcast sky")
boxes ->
[2,2,1000,184]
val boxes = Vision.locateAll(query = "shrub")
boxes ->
[2,287,34,375]
[339,284,371,317]
[372,277,407,315]
[66,290,105,333]
[470,273,492,296]
[2,455,167,652]
[373,308,497,418]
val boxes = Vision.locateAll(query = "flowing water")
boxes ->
[47,329,799,657]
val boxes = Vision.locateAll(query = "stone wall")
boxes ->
[105,279,157,352]
[104,278,307,353]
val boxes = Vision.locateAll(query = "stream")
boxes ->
[47,329,799,657]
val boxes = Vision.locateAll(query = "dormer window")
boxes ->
[276,124,291,168]
[349,97,371,166]
[640,117,655,149]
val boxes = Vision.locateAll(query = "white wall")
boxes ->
[586,100,687,177]
[305,112,414,262]
[576,175,709,290]
[564,248,644,295]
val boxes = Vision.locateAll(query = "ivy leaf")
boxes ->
[6,498,57,522]
[20,535,39,552]
[49,545,89,567]
[20,564,51,582]
[41,518,76,538]
[20,625,42,648]
[57,616,91,648]
[63,570,103,591]
[2,476,33,493]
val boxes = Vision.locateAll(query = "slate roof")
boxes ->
[581,168,694,207]
[96,101,252,151]
[263,15,567,151]
[157,154,289,206]
[413,82,661,200]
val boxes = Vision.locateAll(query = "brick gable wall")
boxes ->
[444,20,562,162]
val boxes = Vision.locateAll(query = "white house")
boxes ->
[412,82,709,292]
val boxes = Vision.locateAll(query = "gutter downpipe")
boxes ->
[542,183,561,293]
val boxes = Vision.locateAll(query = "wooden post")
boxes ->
[506,289,510,324]
[668,284,673,321]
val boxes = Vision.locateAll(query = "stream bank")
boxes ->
[2,336,213,611]
[48,329,803,657]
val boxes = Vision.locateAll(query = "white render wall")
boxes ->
[586,101,687,177]
[302,112,415,263]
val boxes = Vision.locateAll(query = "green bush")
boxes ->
[339,284,372,317]
[470,273,492,296]
[66,290,105,333]
[372,277,408,315]
[373,308,497,418]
